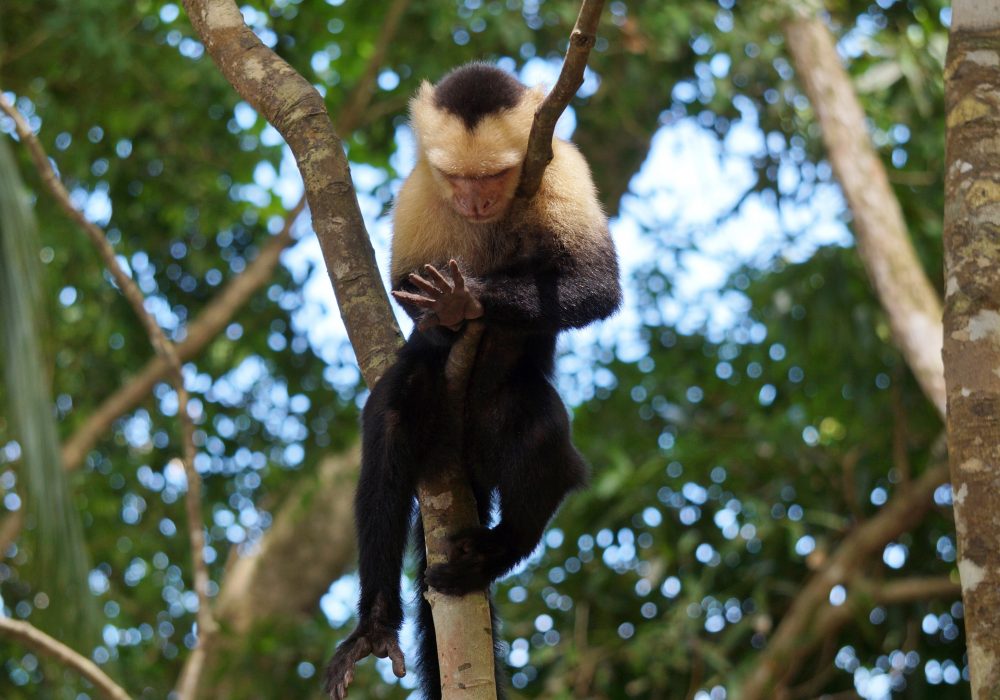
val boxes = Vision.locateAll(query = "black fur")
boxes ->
[433,63,525,130]
[330,218,620,698]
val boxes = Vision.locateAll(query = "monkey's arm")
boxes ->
[467,230,621,333]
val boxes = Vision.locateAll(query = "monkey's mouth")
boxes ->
[466,213,499,224]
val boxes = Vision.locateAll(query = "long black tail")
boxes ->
[413,522,506,700]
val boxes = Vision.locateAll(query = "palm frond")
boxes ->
[0,135,98,648]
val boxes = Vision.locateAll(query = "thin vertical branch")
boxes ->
[0,94,217,699]
[517,0,607,200]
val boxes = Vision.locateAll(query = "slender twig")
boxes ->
[517,0,606,199]
[335,0,411,135]
[0,94,217,699]
[0,617,132,700]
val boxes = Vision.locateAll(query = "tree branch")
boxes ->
[783,576,960,699]
[0,94,217,700]
[0,617,132,700]
[181,0,402,389]
[738,438,949,700]
[59,199,302,471]
[517,0,606,200]
[415,323,498,697]
[784,11,946,417]
[61,0,411,472]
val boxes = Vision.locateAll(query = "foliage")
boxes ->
[0,0,958,698]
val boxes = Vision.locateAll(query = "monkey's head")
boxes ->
[410,64,545,224]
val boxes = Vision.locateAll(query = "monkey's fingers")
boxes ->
[423,264,454,292]
[325,637,371,699]
[392,290,436,308]
[408,272,443,297]
[449,259,466,290]
[373,637,407,678]
[389,644,406,678]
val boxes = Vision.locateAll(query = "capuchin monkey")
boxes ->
[324,63,621,700]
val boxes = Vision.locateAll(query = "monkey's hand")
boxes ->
[392,259,484,331]
[324,621,405,699]
[425,526,506,596]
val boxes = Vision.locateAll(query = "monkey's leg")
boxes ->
[326,347,446,699]
[425,377,586,596]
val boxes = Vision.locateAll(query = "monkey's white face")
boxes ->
[440,167,519,224]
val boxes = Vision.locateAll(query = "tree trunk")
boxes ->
[943,2,1000,696]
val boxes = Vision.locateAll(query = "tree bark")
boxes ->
[61,0,410,471]
[784,12,946,417]
[181,0,402,390]
[417,323,497,698]
[943,2,1000,695]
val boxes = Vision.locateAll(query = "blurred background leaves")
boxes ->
[0,0,957,698]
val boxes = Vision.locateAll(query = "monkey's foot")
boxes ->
[324,624,405,699]
[425,527,506,596]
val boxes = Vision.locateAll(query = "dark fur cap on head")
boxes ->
[432,63,526,130]
[410,63,545,177]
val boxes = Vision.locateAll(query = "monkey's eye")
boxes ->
[485,167,514,180]
[445,168,514,182]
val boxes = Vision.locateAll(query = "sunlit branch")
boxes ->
[517,0,606,200]
[784,10,945,417]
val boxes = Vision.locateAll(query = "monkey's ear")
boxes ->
[524,86,546,110]
[409,81,436,120]
[409,80,439,149]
